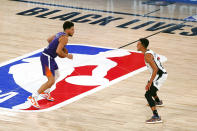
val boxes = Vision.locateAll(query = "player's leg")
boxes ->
[48,69,60,92]
[28,54,55,108]
[28,66,55,108]
[145,84,162,124]
[37,55,56,95]
[146,88,163,107]
[153,73,168,106]
[153,94,163,107]
[38,74,55,94]
[145,89,158,117]
[40,69,59,101]
[41,59,59,94]
[39,58,59,101]
[39,74,55,101]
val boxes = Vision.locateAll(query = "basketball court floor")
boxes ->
[0,0,197,130]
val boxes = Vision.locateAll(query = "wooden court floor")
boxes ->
[0,0,197,130]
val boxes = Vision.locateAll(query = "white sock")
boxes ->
[44,88,50,94]
[32,91,39,100]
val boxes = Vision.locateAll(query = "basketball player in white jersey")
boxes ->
[137,38,168,124]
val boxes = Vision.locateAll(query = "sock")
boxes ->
[153,110,159,117]
[154,97,160,103]
[32,91,39,100]
[44,88,50,94]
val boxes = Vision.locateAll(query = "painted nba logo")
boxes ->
[0,44,167,112]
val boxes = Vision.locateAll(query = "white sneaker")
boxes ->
[40,92,54,101]
[27,96,40,109]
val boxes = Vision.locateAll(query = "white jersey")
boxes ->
[145,49,167,90]
[145,49,166,75]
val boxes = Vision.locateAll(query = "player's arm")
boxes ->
[56,36,68,58]
[47,35,55,44]
[145,53,158,84]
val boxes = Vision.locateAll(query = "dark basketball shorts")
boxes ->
[40,53,58,77]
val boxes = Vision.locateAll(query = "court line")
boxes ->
[143,9,160,16]
[118,21,187,49]
[118,8,162,49]
[11,0,197,23]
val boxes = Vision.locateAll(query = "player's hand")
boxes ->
[67,54,73,59]
[145,81,151,91]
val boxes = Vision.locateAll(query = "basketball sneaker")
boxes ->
[27,96,40,109]
[146,116,163,124]
[40,92,54,101]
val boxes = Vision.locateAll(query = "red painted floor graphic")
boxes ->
[25,52,145,110]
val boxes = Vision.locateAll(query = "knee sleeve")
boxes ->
[149,84,158,97]
[145,91,155,107]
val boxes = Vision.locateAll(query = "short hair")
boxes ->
[139,38,149,48]
[63,21,74,30]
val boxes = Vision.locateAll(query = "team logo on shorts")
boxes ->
[0,44,167,112]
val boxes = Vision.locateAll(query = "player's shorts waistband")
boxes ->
[42,52,51,57]
[42,52,56,58]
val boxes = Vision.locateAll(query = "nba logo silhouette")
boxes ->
[0,44,167,112]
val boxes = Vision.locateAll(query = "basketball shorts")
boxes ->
[40,53,58,77]
[152,72,168,90]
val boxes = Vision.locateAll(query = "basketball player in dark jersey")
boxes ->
[28,21,74,108]
[137,38,168,124]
